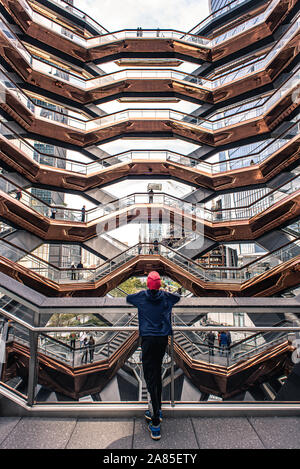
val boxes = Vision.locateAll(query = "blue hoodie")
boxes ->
[126,289,180,336]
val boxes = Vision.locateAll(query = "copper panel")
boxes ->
[4,337,293,399]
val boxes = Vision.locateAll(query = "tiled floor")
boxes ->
[0,416,299,449]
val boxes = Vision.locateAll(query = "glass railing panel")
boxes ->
[0,239,64,281]
[0,175,85,221]
[36,71,299,131]
[87,30,210,49]
[1,306,299,404]
[0,67,90,130]
[207,177,300,222]
[31,57,87,89]
[210,72,299,130]
[33,314,172,404]
[0,320,29,401]
[0,69,32,110]
[28,5,88,47]
[228,329,289,364]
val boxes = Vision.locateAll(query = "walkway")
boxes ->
[0,415,300,449]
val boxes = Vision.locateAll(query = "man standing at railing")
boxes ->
[126,271,181,440]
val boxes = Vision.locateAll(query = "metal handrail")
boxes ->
[3,309,295,362]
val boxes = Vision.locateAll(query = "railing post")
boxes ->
[72,344,75,368]
[0,320,9,381]
[27,312,40,406]
[170,335,175,407]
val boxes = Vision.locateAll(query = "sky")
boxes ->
[76,0,210,32]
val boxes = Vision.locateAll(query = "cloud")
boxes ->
[76,0,210,32]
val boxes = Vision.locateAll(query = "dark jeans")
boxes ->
[81,350,88,363]
[141,335,168,426]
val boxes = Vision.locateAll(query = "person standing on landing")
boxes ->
[126,271,181,440]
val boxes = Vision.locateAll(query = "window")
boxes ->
[233,312,245,327]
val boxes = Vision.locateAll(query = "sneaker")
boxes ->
[145,409,162,422]
[148,422,161,440]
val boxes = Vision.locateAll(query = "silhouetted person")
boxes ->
[226,331,232,355]
[70,332,76,349]
[81,337,88,364]
[207,331,215,356]
[81,205,86,222]
[77,260,83,280]
[50,208,57,219]
[88,335,95,362]
[71,263,76,280]
[148,188,154,203]
[15,189,22,201]
[219,331,228,356]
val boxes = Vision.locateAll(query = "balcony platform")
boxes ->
[0,414,300,449]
